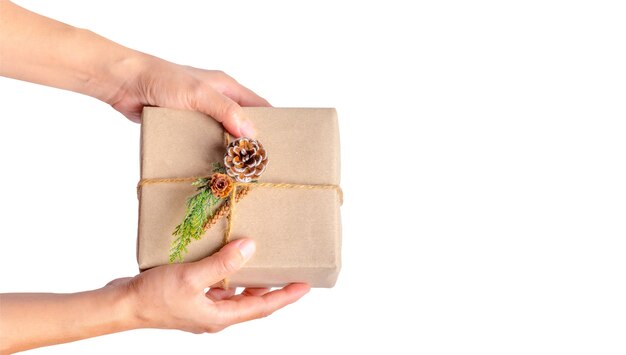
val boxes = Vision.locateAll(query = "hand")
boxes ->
[109,238,310,333]
[0,2,267,138]
[1,2,269,137]
[109,56,269,137]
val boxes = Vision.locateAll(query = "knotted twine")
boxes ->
[137,132,343,288]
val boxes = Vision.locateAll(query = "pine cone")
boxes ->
[224,137,268,182]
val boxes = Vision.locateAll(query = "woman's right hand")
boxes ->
[108,238,310,333]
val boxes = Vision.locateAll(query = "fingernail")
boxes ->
[237,239,256,260]
[240,120,257,138]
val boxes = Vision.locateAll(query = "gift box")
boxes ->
[137,107,342,287]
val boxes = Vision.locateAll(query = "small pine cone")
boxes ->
[224,138,268,182]
[209,173,234,198]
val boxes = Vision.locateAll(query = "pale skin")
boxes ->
[0,1,310,353]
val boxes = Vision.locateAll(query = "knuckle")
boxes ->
[216,254,239,274]
[211,70,234,85]
[256,307,273,319]
[184,80,207,109]
[204,324,226,333]
[190,79,206,95]
[215,70,231,80]
[179,268,198,289]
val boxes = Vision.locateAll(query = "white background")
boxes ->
[1,0,625,354]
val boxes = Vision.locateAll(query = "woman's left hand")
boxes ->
[109,56,269,137]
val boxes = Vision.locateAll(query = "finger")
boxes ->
[185,238,256,287]
[191,87,254,138]
[222,82,272,108]
[240,287,271,297]
[206,287,237,302]
[216,283,310,324]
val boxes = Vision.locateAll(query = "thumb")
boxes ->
[192,87,256,138]
[187,238,256,287]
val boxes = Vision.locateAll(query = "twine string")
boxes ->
[136,133,342,288]
[137,178,343,204]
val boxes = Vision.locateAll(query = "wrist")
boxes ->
[100,280,145,332]
[73,28,151,106]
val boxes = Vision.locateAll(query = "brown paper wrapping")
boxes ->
[137,107,342,287]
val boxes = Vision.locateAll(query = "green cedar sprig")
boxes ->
[169,162,228,263]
